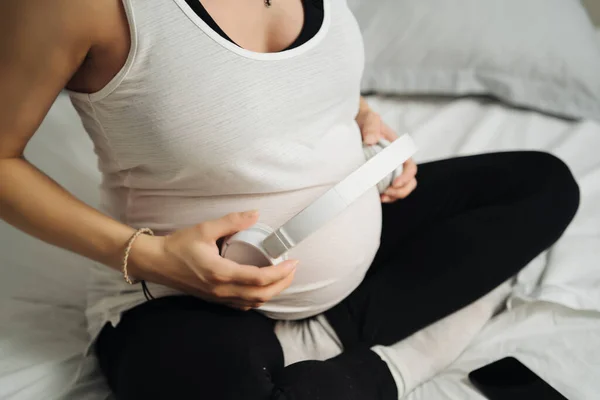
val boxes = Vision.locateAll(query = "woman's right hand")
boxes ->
[131,211,298,310]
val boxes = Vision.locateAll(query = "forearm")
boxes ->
[0,3,163,280]
[0,157,160,274]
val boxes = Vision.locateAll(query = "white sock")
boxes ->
[372,280,513,398]
[274,314,344,367]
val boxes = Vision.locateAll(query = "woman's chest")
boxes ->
[199,0,307,53]
[92,1,364,167]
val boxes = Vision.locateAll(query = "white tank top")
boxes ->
[68,0,382,340]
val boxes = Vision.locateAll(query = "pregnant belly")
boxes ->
[259,188,383,320]
[113,185,383,320]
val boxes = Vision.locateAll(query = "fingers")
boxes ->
[385,178,418,200]
[360,111,383,145]
[381,194,393,203]
[198,210,259,240]
[393,159,418,187]
[206,257,298,287]
[209,265,297,310]
[232,268,296,306]
[381,159,418,202]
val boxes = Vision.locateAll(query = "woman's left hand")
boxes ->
[356,100,418,203]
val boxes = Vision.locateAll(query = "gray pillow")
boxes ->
[349,0,600,121]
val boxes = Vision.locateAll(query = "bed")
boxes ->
[370,94,600,400]
[1,2,600,400]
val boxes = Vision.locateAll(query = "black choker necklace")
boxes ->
[265,0,272,8]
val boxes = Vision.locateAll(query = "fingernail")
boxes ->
[288,260,300,269]
[381,195,392,203]
[243,210,259,218]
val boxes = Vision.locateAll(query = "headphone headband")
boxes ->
[262,134,417,258]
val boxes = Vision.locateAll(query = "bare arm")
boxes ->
[0,0,152,271]
[0,0,295,309]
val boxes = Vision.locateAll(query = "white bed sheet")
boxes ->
[365,94,600,400]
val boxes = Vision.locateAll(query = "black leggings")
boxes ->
[96,151,579,400]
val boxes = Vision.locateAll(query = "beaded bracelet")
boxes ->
[122,228,154,285]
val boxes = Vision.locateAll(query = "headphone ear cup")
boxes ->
[220,223,286,267]
[364,141,396,194]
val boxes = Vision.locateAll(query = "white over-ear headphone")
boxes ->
[220,134,417,267]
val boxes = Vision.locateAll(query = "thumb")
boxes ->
[199,210,260,241]
[361,112,382,145]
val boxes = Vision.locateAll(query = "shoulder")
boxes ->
[0,0,123,144]
[0,0,117,52]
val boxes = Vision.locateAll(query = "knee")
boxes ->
[113,335,282,400]
[272,349,398,400]
[182,343,282,400]
[113,306,285,400]
[198,321,284,400]
[523,151,580,222]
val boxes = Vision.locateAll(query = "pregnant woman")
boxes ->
[0,0,579,399]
